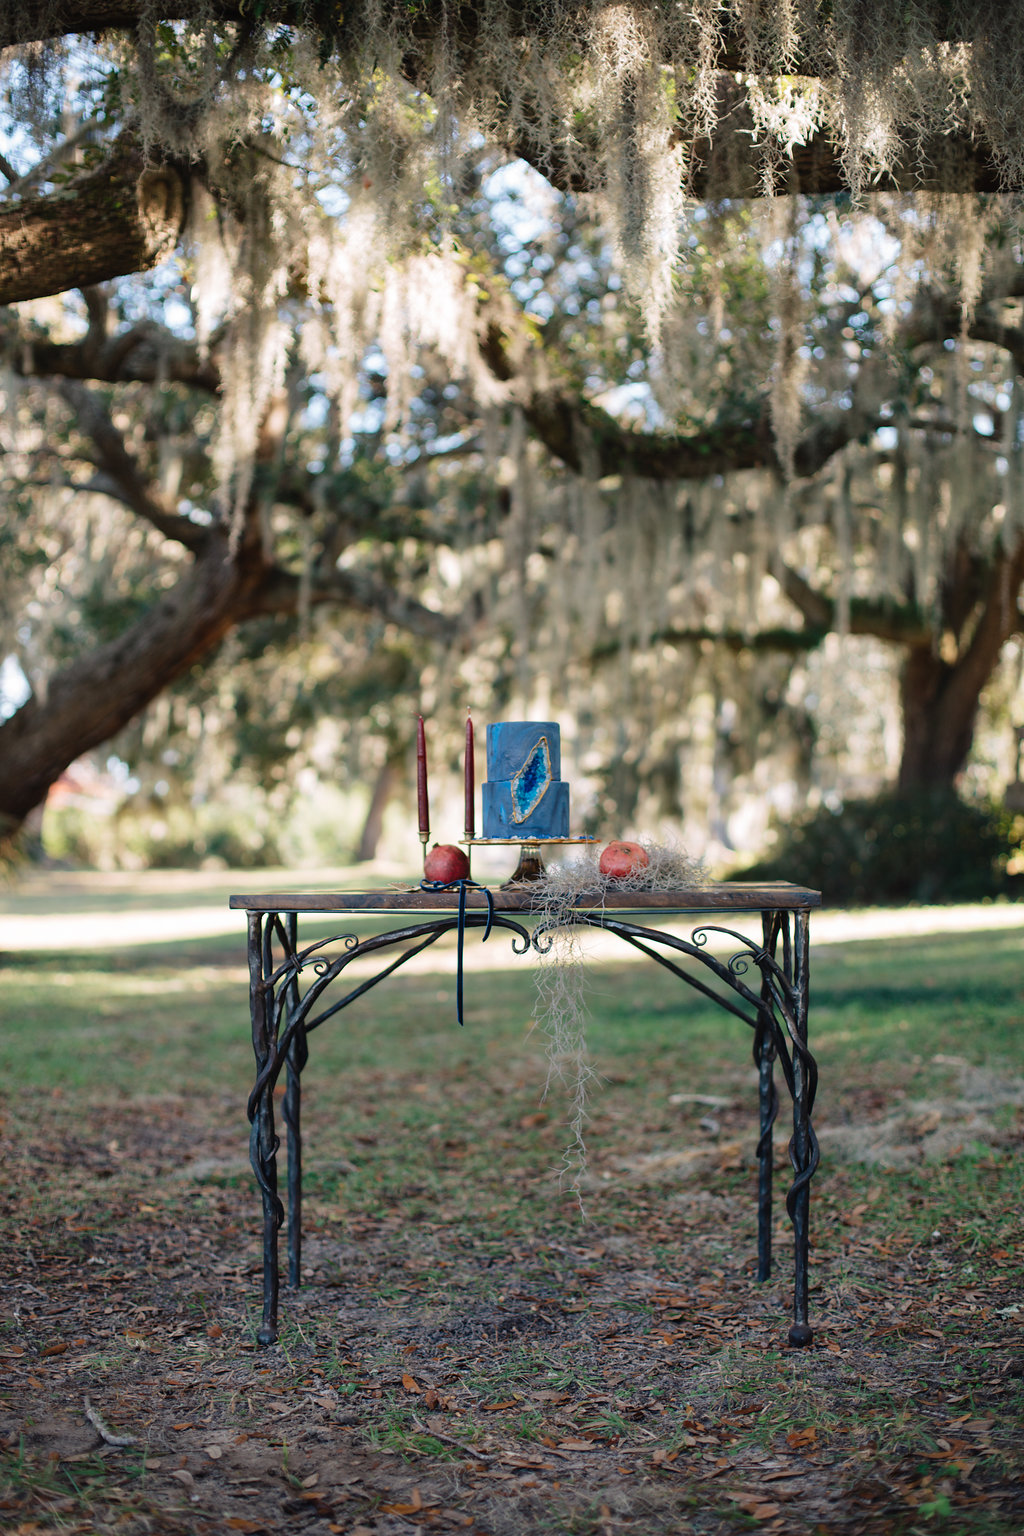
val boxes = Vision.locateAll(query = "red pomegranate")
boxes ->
[423,842,471,882]
[599,840,650,879]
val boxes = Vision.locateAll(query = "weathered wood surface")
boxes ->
[229,882,821,914]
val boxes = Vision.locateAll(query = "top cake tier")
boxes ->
[486,721,562,780]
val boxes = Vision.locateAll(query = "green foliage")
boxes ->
[41,780,369,870]
[736,790,1024,905]
[43,799,280,870]
[5,24,1024,862]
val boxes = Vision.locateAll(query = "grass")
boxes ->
[0,886,1022,1534]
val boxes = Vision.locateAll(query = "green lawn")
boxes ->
[1,904,1022,1534]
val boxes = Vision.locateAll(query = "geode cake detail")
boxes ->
[482,722,570,838]
[511,735,552,821]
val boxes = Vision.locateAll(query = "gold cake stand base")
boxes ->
[462,836,597,885]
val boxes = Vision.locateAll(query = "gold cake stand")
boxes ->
[462,836,597,885]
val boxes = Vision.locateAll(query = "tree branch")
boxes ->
[587,624,825,663]
[7,326,221,393]
[6,4,1020,204]
[250,563,458,644]
[479,254,1024,489]
[59,382,212,553]
[0,134,188,304]
[0,531,263,828]
[0,0,294,45]
[1,121,107,199]
[772,559,932,645]
[947,535,1024,698]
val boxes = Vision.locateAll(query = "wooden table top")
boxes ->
[229,882,821,915]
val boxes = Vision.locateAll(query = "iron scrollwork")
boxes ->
[246,898,819,1351]
[247,908,533,1345]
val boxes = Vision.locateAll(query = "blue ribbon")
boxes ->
[419,878,495,1024]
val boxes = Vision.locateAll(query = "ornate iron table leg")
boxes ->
[248,911,283,1346]
[787,908,815,1348]
[281,913,307,1290]
[755,910,782,1283]
[583,906,819,1347]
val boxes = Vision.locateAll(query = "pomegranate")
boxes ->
[599,840,650,879]
[423,842,471,882]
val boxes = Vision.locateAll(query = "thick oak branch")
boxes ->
[6,4,1018,203]
[0,534,264,833]
[0,138,187,304]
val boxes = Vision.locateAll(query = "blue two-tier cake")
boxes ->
[481,722,570,838]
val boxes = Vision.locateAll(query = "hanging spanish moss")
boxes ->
[529,839,707,1196]
[7,2,1024,514]
[4,1,1024,856]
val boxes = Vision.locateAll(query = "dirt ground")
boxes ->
[2,1077,1023,1536]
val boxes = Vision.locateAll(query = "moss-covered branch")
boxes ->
[0,136,187,304]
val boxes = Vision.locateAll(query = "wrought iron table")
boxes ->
[230,883,821,1349]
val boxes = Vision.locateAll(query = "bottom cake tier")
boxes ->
[481,779,570,839]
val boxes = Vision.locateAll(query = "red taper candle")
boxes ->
[416,715,429,844]
[464,711,475,840]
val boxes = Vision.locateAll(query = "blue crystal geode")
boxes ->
[482,722,570,838]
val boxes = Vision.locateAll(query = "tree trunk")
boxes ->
[355,751,401,862]
[896,537,1024,791]
[0,535,265,850]
[897,646,982,789]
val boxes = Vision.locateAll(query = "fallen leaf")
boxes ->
[402,1373,422,1393]
[733,1493,781,1520]
[558,1438,598,1452]
[381,1488,433,1515]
